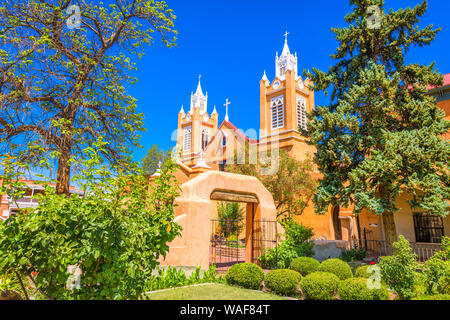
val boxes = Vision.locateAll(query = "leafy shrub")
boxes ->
[379,236,418,300]
[338,277,390,300]
[318,258,353,280]
[290,257,320,276]
[300,272,339,300]
[258,220,314,269]
[147,265,222,291]
[340,245,368,262]
[354,265,370,278]
[0,143,181,300]
[264,269,302,296]
[217,202,245,236]
[422,237,450,295]
[225,263,264,290]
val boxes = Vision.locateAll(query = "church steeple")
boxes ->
[275,31,298,80]
[190,75,208,114]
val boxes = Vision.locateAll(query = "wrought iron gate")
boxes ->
[210,219,246,271]
[252,220,278,266]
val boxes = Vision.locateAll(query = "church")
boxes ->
[170,35,450,263]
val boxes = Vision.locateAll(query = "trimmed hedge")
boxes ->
[354,265,370,278]
[290,257,320,276]
[225,263,264,290]
[338,277,390,300]
[300,272,340,300]
[318,258,353,280]
[264,269,302,296]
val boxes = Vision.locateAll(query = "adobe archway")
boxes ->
[159,171,278,270]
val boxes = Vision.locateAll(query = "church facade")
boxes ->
[173,37,450,257]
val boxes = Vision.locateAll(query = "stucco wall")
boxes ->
[159,171,278,270]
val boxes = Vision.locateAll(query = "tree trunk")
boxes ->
[382,210,397,256]
[56,138,72,196]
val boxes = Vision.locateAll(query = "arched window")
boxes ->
[296,95,307,131]
[183,126,192,152]
[271,96,284,129]
[201,127,210,151]
[332,206,342,240]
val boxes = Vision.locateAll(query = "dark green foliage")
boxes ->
[422,236,450,295]
[300,272,340,300]
[217,202,245,237]
[340,245,367,262]
[379,236,418,300]
[290,257,320,276]
[225,263,264,290]
[264,269,302,296]
[318,258,353,280]
[305,0,449,252]
[258,220,314,269]
[338,277,390,300]
[142,144,168,176]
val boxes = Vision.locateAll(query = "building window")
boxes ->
[413,212,444,243]
[183,126,192,152]
[296,95,307,131]
[271,96,284,129]
[201,127,210,151]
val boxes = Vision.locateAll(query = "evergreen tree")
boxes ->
[305,0,450,254]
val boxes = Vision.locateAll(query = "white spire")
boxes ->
[281,30,290,56]
[224,98,231,122]
[195,74,204,95]
[179,104,185,114]
[191,74,208,114]
[262,70,268,82]
[212,105,218,115]
[275,31,298,80]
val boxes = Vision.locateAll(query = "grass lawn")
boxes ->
[146,283,290,300]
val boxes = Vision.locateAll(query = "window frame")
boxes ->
[413,212,445,243]
[270,95,284,130]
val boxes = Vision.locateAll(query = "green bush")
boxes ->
[338,277,390,300]
[379,236,418,300]
[318,258,353,280]
[264,269,302,296]
[300,272,339,300]
[422,237,450,295]
[290,257,320,276]
[340,245,368,262]
[225,263,264,290]
[258,220,314,269]
[354,265,371,278]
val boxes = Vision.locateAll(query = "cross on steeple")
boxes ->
[198,74,202,81]
[283,30,290,42]
[224,98,231,122]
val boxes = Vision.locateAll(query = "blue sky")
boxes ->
[129,0,450,162]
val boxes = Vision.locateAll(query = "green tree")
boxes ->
[228,149,318,220]
[142,144,168,177]
[216,202,245,237]
[305,0,449,254]
[0,140,181,300]
[0,0,177,195]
